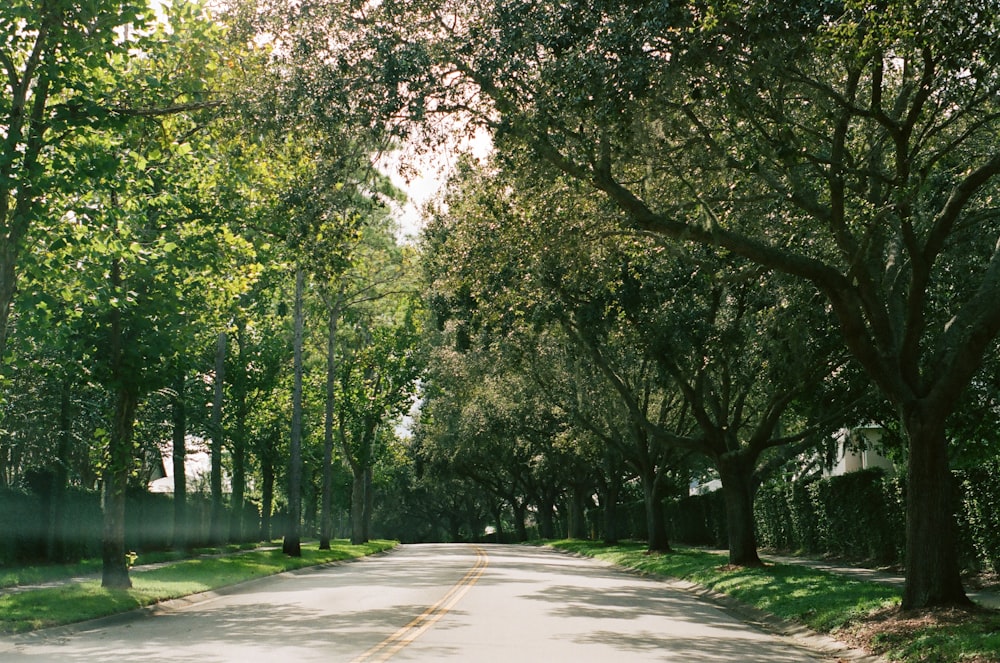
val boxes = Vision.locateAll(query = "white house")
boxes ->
[824,425,895,477]
[147,435,228,494]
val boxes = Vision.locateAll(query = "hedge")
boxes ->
[661,465,998,573]
[0,487,256,565]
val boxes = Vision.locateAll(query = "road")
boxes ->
[3,544,833,662]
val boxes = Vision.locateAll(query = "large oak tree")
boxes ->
[338,0,1000,610]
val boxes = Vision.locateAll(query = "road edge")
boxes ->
[2,544,400,649]
[547,545,885,663]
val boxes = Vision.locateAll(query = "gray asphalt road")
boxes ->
[2,544,832,662]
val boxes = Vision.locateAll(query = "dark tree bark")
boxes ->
[717,453,763,567]
[171,366,188,549]
[101,384,139,589]
[283,268,305,557]
[537,492,556,540]
[101,256,137,589]
[350,468,366,545]
[567,485,589,540]
[47,376,72,561]
[320,298,341,550]
[229,320,250,543]
[600,470,622,545]
[209,330,227,545]
[363,466,374,541]
[512,501,529,542]
[641,472,670,553]
[901,405,971,609]
[259,450,275,541]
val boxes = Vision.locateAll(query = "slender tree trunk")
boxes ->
[230,320,250,543]
[538,493,556,539]
[567,485,589,539]
[209,330,227,545]
[350,468,366,545]
[230,439,246,542]
[102,384,139,589]
[601,472,622,545]
[492,504,505,543]
[512,501,528,542]
[901,405,970,609]
[260,451,274,541]
[171,367,188,550]
[283,268,305,557]
[363,466,374,542]
[101,254,136,589]
[717,453,763,567]
[46,376,72,561]
[641,471,671,553]
[320,300,340,549]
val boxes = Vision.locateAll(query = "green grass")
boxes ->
[548,540,1000,663]
[0,558,104,589]
[0,544,256,589]
[0,539,396,634]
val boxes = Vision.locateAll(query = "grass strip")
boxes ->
[548,540,1000,663]
[0,539,396,634]
[0,544,264,589]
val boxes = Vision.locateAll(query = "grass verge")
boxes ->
[549,540,1000,663]
[0,539,396,634]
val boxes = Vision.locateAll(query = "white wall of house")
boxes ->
[824,426,894,477]
[147,435,228,494]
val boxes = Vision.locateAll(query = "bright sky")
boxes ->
[378,127,493,242]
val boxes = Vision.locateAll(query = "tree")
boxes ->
[347,0,1000,609]
[0,0,151,360]
[337,292,422,545]
[37,1,256,586]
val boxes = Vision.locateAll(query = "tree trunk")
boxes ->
[101,253,136,589]
[492,505,505,543]
[641,471,671,553]
[101,385,139,589]
[600,474,622,545]
[538,493,556,539]
[48,376,72,561]
[283,268,305,557]
[567,485,589,539]
[350,468,366,545]
[512,501,528,542]
[260,452,274,541]
[901,406,970,609]
[171,367,188,549]
[717,453,763,567]
[320,300,340,550]
[363,466,374,542]
[230,319,251,543]
[209,330,227,545]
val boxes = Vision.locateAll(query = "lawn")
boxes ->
[0,540,396,634]
[549,540,1000,663]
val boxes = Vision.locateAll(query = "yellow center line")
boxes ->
[350,545,489,663]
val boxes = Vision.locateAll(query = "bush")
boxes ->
[0,486,258,566]
[667,463,992,572]
[956,459,1000,573]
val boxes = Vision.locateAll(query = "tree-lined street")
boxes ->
[3,0,1000,660]
[3,545,831,662]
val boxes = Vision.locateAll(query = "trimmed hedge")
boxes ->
[662,464,999,573]
[751,468,905,564]
[956,459,1000,572]
[0,487,254,565]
